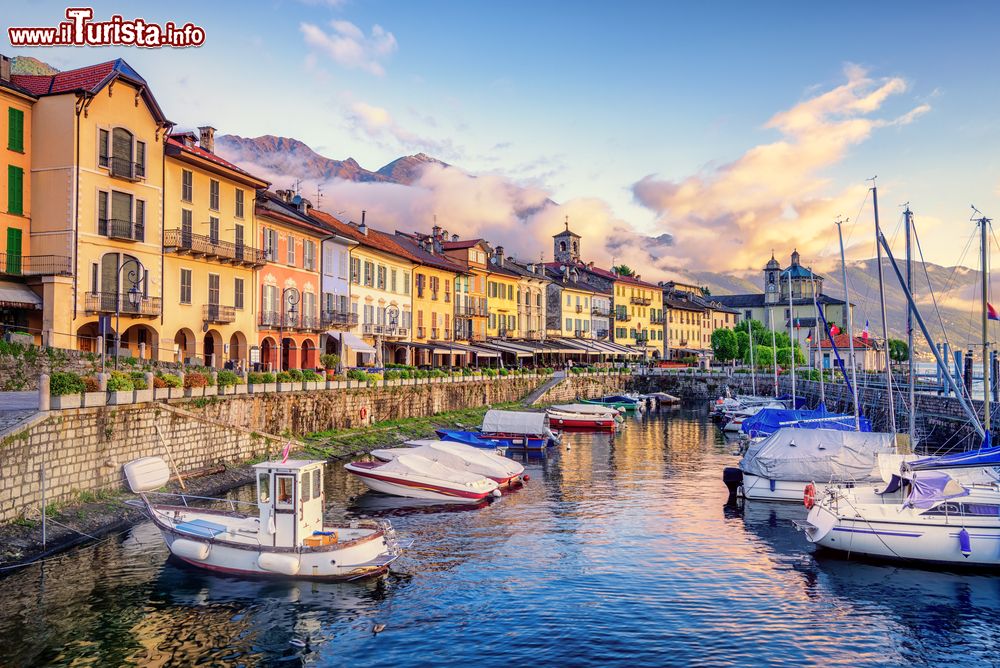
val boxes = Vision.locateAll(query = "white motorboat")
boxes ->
[547,403,621,431]
[371,440,526,487]
[721,403,783,433]
[345,453,501,504]
[124,457,403,580]
[724,428,899,502]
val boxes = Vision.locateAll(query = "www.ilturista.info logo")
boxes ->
[8,7,205,48]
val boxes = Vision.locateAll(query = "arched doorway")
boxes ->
[229,331,247,366]
[281,337,298,370]
[260,337,277,371]
[301,339,316,369]
[393,347,408,365]
[75,322,104,354]
[121,324,158,361]
[173,327,196,364]
[203,329,223,368]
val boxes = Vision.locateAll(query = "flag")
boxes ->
[829,324,840,336]
[281,441,291,464]
[990,303,1000,321]
[806,331,812,343]
[861,320,870,343]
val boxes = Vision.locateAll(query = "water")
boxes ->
[3,409,1000,666]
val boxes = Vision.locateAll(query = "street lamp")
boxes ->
[279,287,300,372]
[114,257,145,370]
[383,304,399,367]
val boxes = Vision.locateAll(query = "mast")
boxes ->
[872,183,897,432]
[748,320,757,395]
[812,269,825,405]
[770,304,778,397]
[787,268,796,404]
[836,218,861,430]
[980,214,992,439]
[905,207,916,445]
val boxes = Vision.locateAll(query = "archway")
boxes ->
[281,337,298,370]
[229,331,247,366]
[121,324,158,361]
[323,333,342,356]
[173,327,196,364]
[393,347,409,365]
[75,322,104,354]
[260,336,277,371]
[203,329,224,368]
[301,339,316,369]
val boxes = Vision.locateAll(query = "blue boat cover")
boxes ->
[905,471,969,509]
[436,429,496,447]
[776,394,809,410]
[906,434,1000,472]
[741,403,871,438]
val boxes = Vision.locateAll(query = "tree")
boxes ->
[700,285,712,296]
[736,330,750,360]
[748,344,774,368]
[613,264,635,277]
[710,328,739,363]
[888,338,909,364]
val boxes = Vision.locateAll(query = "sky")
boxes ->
[6,1,1000,283]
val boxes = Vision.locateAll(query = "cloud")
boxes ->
[632,65,930,274]
[299,20,397,76]
[345,101,460,158]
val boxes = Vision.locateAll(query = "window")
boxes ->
[209,216,219,245]
[7,166,23,215]
[363,261,374,286]
[235,223,244,256]
[135,141,146,178]
[110,127,135,178]
[258,472,270,504]
[364,304,374,324]
[208,274,220,307]
[209,179,220,211]
[262,228,278,261]
[313,469,321,499]
[565,318,572,330]
[377,265,386,289]
[416,273,425,297]
[99,129,109,167]
[180,268,192,304]
[566,294,571,306]
[304,240,316,270]
[7,108,24,152]
[235,277,245,309]
[351,257,361,284]
[275,475,294,508]
[390,268,398,292]
[287,235,296,265]
[181,169,192,202]
[235,189,244,218]
[403,271,410,295]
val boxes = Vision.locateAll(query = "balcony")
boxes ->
[202,304,236,324]
[300,314,321,331]
[99,218,144,242]
[321,310,358,329]
[417,326,427,339]
[0,254,71,276]
[282,313,300,329]
[431,328,440,339]
[85,291,160,318]
[679,339,688,347]
[631,296,652,306]
[574,329,589,338]
[596,329,609,339]
[456,302,487,317]
[442,330,452,340]
[591,306,610,317]
[575,304,583,313]
[615,312,631,322]
[259,311,280,328]
[362,323,408,339]
[109,156,143,181]
[650,314,666,325]
[523,330,543,341]
[636,334,650,344]
[164,229,266,267]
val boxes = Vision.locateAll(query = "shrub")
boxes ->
[276,371,294,382]
[320,353,340,369]
[183,371,208,389]
[414,369,429,379]
[286,369,304,381]
[129,371,148,390]
[346,369,368,382]
[483,368,498,377]
[159,373,182,388]
[50,371,86,396]
[107,371,134,392]
[119,356,139,368]
[399,370,412,379]
[216,370,240,387]
[498,368,509,376]
[301,369,322,381]
[384,370,401,380]
[82,375,100,392]
[152,375,167,389]
[248,371,275,384]
[367,373,384,382]
[462,368,473,376]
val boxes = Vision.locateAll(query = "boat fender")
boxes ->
[522,474,530,482]
[360,407,368,421]
[491,489,502,498]
[803,483,816,510]
[959,528,972,558]
[172,538,211,561]
[769,479,776,493]
[258,552,301,576]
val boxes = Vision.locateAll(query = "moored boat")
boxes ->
[546,403,620,431]
[479,409,560,448]
[345,453,501,504]
[371,440,526,487]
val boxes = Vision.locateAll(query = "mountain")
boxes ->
[216,135,449,186]
[11,56,58,76]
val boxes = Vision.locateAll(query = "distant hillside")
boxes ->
[11,56,58,75]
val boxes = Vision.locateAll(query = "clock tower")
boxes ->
[763,251,781,304]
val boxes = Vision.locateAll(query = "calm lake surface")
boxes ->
[3,407,1000,666]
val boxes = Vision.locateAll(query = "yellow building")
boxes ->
[442,236,489,343]
[162,128,269,367]
[16,59,171,359]
[612,275,664,355]
[485,246,520,338]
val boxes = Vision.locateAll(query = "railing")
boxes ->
[596,329,609,339]
[203,304,236,324]
[362,324,408,338]
[85,291,161,317]
[523,330,543,340]
[615,312,631,322]
[679,339,688,347]
[300,314,321,331]
[591,306,610,317]
[0,254,71,276]
[282,313,300,329]
[630,296,652,306]
[259,311,280,328]
[321,310,358,328]
[650,314,666,325]
[164,229,266,266]
[417,326,426,338]
[99,218,144,242]
[109,156,143,181]
[575,304,583,313]
[456,302,488,316]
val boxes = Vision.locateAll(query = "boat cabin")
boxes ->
[253,460,326,548]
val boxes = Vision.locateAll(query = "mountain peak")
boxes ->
[376,153,449,185]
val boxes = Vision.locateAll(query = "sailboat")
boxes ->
[799,210,1000,565]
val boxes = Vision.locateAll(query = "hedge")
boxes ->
[50,371,86,396]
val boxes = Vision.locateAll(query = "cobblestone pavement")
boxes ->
[0,392,40,436]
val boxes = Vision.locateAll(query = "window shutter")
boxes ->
[7,166,22,215]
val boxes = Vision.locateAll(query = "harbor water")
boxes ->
[3,407,1000,666]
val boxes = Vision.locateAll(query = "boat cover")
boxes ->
[739,428,897,482]
[550,403,619,416]
[377,454,487,485]
[905,439,1000,473]
[382,441,523,478]
[904,471,969,509]
[740,404,871,437]
[481,410,548,435]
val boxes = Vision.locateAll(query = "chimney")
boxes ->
[181,133,196,148]
[432,224,442,240]
[495,246,505,265]
[298,197,311,214]
[358,210,368,236]
[198,126,216,153]
[451,234,459,242]
[0,55,10,82]
[432,235,442,254]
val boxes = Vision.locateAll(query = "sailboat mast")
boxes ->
[836,219,861,431]
[905,207,916,445]
[872,184,897,432]
[812,269,825,404]
[981,215,992,436]
[749,320,757,395]
[770,305,778,397]
[788,269,796,404]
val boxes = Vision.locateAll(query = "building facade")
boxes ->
[486,246,520,338]
[545,264,602,339]
[442,236,489,343]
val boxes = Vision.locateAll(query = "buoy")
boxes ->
[491,489,502,498]
[523,473,531,482]
[803,483,816,510]
[959,528,972,558]
[373,623,386,635]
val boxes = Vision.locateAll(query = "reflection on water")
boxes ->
[2,407,1000,665]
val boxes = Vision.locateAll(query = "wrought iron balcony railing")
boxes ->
[630,296,652,306]
[575,304,583,313]
[362,323,408,338]
[0,254,71,276]
[109,156,143,181]
[300,314,321,331]
[615,312,631,322]
[99,218,144,242]
[203,304,236,324]
[321,310,358,328]
[650,314,666,325]
[591,306,610,317]
[259,311,281,328]
[85,291,161,317]
[164,229,266,266]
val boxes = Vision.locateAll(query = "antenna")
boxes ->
[971,204,986,221]
[293,178,302,195]
[315,183,323,208]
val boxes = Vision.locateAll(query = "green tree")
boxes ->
[888,338,909,364]
[700,285,712,296]
[776,345,806,367]
[613,264,635,277]
[736,330,750,360]
[748,344,774,368]
[710,328,739,362]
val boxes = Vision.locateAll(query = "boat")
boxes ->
[720,402,782,433]
[581,396,641,412]
[345,453,501,504]
[479,409,560,448]
[546,403,620,431]
[124,456,404,580]
[370,440,526,487]
[643,392,680,406]
[723,428,899,502]
[434,427,544,450]
[739,404,872,438]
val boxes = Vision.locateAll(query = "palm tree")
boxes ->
[613,264,635,277]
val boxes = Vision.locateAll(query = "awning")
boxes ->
[332,331,376,354]
[0,281,41,310]
[482,340,533,358]
[468,345,501,358]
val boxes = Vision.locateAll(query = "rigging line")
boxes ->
[843,188,871,249]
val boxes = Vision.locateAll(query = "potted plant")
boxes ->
[81,375,105,407]
[276,370,297,392]
[49,371,85,410]
[301,368,322,391]
[216,369,240,395]
[106,371,135,405]
[248,371,277,393]
[130,371,153,403]
[183,371,209,398]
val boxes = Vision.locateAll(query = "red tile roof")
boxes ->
[544,260,660,289]
[166,135,269,187]
[819,333,878,350]
[308,209,424,264]
[441,239,484,250]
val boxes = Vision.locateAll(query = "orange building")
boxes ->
[254,190,326,371]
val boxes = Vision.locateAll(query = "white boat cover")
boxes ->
[377,454,492,486]
[550,403,619,416]
[481,410,548,435]
[377,441,524,479]
[739,428,898,483]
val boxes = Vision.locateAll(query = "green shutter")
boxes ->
[7,165,23,215]
[7,108,24,152]
[6,228,21,274]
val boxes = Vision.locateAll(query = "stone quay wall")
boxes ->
[532,372,631,405]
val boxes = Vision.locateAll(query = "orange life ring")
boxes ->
[360,407,368,420]
[803,483,816,510]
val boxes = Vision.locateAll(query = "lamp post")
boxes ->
[383,304,399,368]
[279,287,300,372]
[114,257,145,370]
